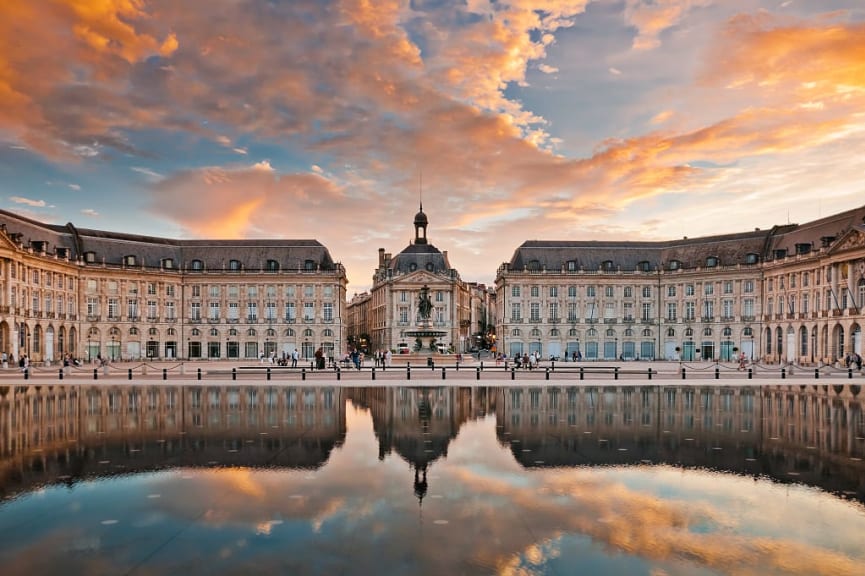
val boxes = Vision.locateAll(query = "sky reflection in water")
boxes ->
[0,384,864,575]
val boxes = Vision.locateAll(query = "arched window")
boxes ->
[550,328,559,337]
[425,262,434,272]
[566,260,577,272]
[284,328,295,337]
[247,328,257,337]
[409,263,417,272]
[530,328,541,337]
[722,327,732,337]
[148,327,158,336]
[684,328,694,337]
[322,328,334,337]
[642,328,652,337]
[124,255,137,266]
[745,253,759,265]
[167,328,176,336]
[512,328,521,336]
[605,328,615,337]
[229,328,238,336]
[668,260,681,271]
[667,328,675,337]
[303,328,314,338]
[602,260,614,271]
[304,259,316,271]
[229,259,242,271]
[527,259,541,271]
[624,328,634,337]
[129,327,139,335]
[265,259,279,272]
[587,328,598,337]
[743,327,753,337]
[703,328,713,337]
[265,328,276,337]
[637,261,651,272]
[210,328,219,337]
[162,258,175,269]
[568,328,578,337]
[190,328,200,336]
[190,259,204,271]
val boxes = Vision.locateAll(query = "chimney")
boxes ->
[378,248,385,268]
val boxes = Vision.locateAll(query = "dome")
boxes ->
[414,209,428,227]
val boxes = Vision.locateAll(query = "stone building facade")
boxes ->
[495,206,865,364]
[0,209,347,364]
[347,207,474,354]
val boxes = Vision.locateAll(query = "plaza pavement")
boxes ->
[2,357,862,386]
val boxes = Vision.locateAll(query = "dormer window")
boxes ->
[190,259,204,271]
[638,261,651,272]
[229,259,242,271]
[773,249,787,260]
[304,259,316,271]
[409,263,417,272]
[795,243,811,255]
[566,260,577,271]
[84,251,96,263]
[425,262,434,272]
[744,253,759,265]
[527,259,541,271]
[706,256,718,268]
[265,259,279,272]
[124,255,137,266]
[601,260,614,271]
[162,258,174,269]
[668,260,681,271]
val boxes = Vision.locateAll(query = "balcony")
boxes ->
[0,306,8,314]
[247,317,259,323]
[165,318,177,323]
[509,318,523,323]
[664,318,676,323]
[529,317,541,323]
[641,318,655,324]
[603,318,617,324]
[623,318,635,324]
[741,316,755,322]
[284,318,296,324]
[832,309,843,317]
[146,317,159,323]
[586,319,598,324]
[700,316,715,323]
[227,318,240,324]
[87,315,101,322]
[106,315,120,322]
[189,318,202,324]
[302,318,314,324]
[548,318,561,324]
[721,316,735,322]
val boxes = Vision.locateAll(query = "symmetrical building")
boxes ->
[346,206,487,354]
[495,206,865,364]
[0,209,347,363]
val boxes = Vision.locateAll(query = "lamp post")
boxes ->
[111,335,116,361]
[225,336,229,360]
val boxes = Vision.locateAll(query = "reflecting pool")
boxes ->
[1,384,864,575]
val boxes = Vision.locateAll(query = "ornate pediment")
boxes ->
[394,270,444,285]
[828,226,865,255]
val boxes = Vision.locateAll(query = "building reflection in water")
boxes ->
[0,384,863,503]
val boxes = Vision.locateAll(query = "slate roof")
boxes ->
[507,204,865,272]
[0,209,340,272]
[388,242,451,275]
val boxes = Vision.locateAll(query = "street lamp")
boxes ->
[111,335,116,361]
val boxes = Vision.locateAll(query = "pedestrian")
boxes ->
[291,348,298,368]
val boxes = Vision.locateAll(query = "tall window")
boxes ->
[87,297,98,316]
[667,285,676,297]
[400,307,409,324]
[567,302,577,321]
[265,302,277,320]
[512,286,521,297]
[247,302,258,321]
[684,301,695,320]
[303,302,314,321]
[666,302,676,321]
[642,286,652,298]
[284,302,296,322]
[548,302,558,320]
[209,302,220,320]
[549,286,558,298]
[323,302,333,322]
[190,302,201,321]
[228,302,239,320]
[530,302,540,321]
[743,298,754,317]
[744,280,754,293]
[147,300,157,319]
[511,302,521,321]
[641,302,652,321]
[165,301,176,320]
[586,286,596,298]
[567,286,576,298]
[722,299,733,318]
[623,302,634,320]
[108,298,118,319]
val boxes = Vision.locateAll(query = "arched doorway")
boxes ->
[45,326,55,362]
[852,323,862,357]
[775,326,784,362]
[68,327,77,357]
[786,326,795,363]
[86,327,101,361]
[58,326,66,357]
[0,321,9,359]
[832,324,845,361]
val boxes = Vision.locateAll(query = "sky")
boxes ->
[1,1,864,295]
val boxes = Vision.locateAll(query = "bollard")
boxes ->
[510,367,515,380]
[24,369,29,380]
[337,367,341,381]
[94,368,98,380]
[614,367,619,380]
[232,368,236,381]
[849,368,853,379]
[815,368,819,379]
[372,368,376,381]
[197,368,202,381]
[580,367,584,381]
[648,368,653,381]
[480,361,484,371]
[59,368,64,380]
[715,367,719,380]
[681,367,686,380]
[476,367,480,380]
[267,368,271,381]
[781,367,786,379]
[545,368,550,381]
[128,368,132,380]
[407,365,411,380]
[442,367,446,380]
[748,368,753,380]
[301,368,306,381]
[456,362,459,372]
[162,368,167,381]
[551,361,555,371]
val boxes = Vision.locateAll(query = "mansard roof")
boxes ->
[0,209,339,271]
[388,241,451,275]
[510,230,770,271]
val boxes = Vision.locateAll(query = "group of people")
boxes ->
[514,351,542,370]
[844,352,863,370]
[259,349,300,368]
